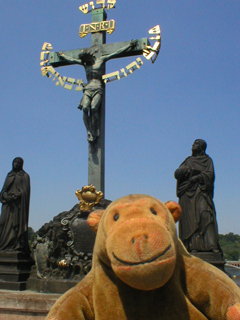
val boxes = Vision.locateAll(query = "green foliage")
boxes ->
[219,233,240,261]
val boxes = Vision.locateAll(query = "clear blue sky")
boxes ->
[0,1,239,234]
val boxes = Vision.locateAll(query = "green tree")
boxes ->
[219,233,240,261]
[228,249,240,261]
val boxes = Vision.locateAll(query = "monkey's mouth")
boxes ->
[112,245,171,266]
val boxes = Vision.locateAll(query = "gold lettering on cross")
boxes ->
[79,19,115,38]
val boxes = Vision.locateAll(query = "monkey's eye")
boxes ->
[113,213,119,221]
[150,208,157,215]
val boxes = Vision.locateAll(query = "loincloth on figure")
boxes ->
[79,87,103,105]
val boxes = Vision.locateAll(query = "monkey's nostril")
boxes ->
[132,238,135,244]
[144,235,148,239]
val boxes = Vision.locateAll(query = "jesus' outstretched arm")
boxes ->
[101,39,138,63]
[57,51,83,65]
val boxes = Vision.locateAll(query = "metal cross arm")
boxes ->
[48,38,150,68]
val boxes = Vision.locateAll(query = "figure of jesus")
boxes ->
[58,40,137,142]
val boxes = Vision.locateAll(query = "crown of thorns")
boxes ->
[79,49,96,58]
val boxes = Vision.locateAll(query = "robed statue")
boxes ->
[0,157,30,253]
[174,139,220,253]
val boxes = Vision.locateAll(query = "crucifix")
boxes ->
[40,2,161,196]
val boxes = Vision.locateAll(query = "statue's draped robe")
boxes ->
[0,170,30,252]
[175,154,219,251]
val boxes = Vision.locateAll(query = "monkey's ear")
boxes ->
[165,201,182,223]
[87,210,104,233]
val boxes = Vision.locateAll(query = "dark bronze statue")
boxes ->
[57,40,137,142]
[0,157,30,253]
[174,140,220,253]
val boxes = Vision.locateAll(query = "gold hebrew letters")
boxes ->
[120,68,127,77]
[75,79,84,92]
[79,4,89,14]
[56,76,67,87]
[42,43,53,51]
[102,71,120,82]
[89,1,95,10]
[40,43,84,92]
[96,0,105,9]
[126,60,140,74]
[149,25,161,35]
[143,25,161,63]
[102,58,143,83]
[79,0,116,14]
[107,0,116,10]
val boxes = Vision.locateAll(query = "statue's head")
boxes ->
[12,157,24,172]
[79,49,96,64]
[192,139,207,156]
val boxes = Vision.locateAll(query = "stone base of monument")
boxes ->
[27,199,111,294]
[0,289,60,320]
[0,252,34,291]
[190,251,225,272]
[26,276,80,294]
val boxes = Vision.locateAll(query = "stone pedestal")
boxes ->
[0,289,60,320]
[27,275,80,294]
[27,200,111,294]
[0,252,34,291]
[190,251,225,271]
